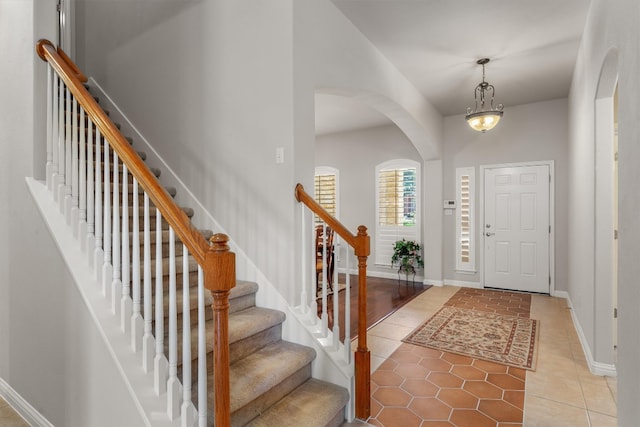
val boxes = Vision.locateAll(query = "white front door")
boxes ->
[484,165,550,293]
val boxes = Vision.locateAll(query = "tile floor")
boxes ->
[0,396,29,427]
[3,285,618,427]
[354,285,617,427]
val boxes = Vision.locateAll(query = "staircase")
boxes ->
[36,40,351,426]
[94,88,349,426]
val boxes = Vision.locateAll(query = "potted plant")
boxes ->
[391,239,424,281]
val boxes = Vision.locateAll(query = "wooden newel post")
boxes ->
[354,225,371,420]
[205,233,236,427]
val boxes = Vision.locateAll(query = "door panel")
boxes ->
[484,165,550,293]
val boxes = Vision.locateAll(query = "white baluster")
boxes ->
[93,128,103,276]
[154,208,168,395]
[56,82,66,207]
[63,87,72,218]
[70,96,79,228]
[321,223,329,335]
[49,73,59,193]
[102,136,112,296]
[86,119,95,261]
[300,207,308,312]
[143,194,155,372]
[332,234,340,350]
[78,106,87,247]
[344,248,352,363]
[197,266,207,427]
[111,152,121,315]
[181,245,197,427]
[45,65,53,189]
[121,165,132,333]
[131,178,143,351]
[167,228,181,419]
[310,216,319,326]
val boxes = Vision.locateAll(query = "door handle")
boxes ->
[486,232,495,237]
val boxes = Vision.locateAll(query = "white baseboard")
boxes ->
[444,279,482,289]
[424,279,443,287]
[337,267,425,282]
[0,378,55,427]
[565,295,617,377]
[551,290,569,299]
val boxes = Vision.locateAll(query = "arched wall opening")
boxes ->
[593,47,619,370]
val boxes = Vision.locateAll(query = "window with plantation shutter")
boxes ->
[314,167,338,223]
[456,167,475,272]
[375,160,420,266]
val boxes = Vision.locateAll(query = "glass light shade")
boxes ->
[465,110,503,133]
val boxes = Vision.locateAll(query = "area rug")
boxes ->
[402,306,539,370]
[316,282,347,299]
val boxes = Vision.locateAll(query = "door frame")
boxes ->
[479,160,555,294]
[58,0,75,57]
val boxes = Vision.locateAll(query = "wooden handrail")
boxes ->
[36,39,234,426]
[295,183,371,419]
[295,184,369,257]
[36,39,210,264]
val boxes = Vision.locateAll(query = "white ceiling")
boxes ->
[315,0,591,136]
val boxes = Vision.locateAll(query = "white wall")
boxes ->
[443,99,569,291]
[568,0,640,423]
[315,124,423,277]
[0,2,147,425]
[74,0,442,305]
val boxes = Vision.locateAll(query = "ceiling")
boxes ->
[315,0,591,136]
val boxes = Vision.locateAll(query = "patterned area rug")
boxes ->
[403,306,539,370]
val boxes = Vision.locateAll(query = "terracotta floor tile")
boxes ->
[373,387,413,406]
[437,389,479,409]
[376,407,422,427]
[420,357,453,372]
[377,358,399,371]
[451,365,487,380]
[410,346,444,358]
[507,367,526,381]
[394,363,430,379]
[449,409,497,427]
[391,349,423,364]
[502,390,524,410]
[478,399,523,422]
[366,287,616,427]
[421,421,454,427]
[402,379,439,397]
[427,372,464,388]
[472,359,508,374]
[409,397,452,420]
[442,353,474,365]
[486,373,524,390]
[463,381,503,399]
[372,370,405,386]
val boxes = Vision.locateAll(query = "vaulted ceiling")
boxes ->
[316,0,591,135]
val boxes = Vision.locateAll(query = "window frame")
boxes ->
[456,166,476,273]
[314,166,339,222]
[374,159,421,266]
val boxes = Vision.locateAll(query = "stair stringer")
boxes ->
[87,79,356,421]
[26,177,179,427]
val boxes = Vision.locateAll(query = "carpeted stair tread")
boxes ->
[171,306,285,363]
[227,341,316,413]
[246,379,349,427]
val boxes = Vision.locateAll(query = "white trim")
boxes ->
[455,167,475,272]
[314,166,340,221]
[424,279,444,287]
[0,378,55,427]
[374,159,421,266]
[444,279,482,289]
[479,160,555,295]
[564,295,617,377]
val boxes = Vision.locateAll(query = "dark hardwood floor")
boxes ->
[317,274,430,341]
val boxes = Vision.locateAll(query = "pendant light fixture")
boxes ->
[465,58,504,132]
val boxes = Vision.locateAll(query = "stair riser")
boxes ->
[231,365,312,427]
